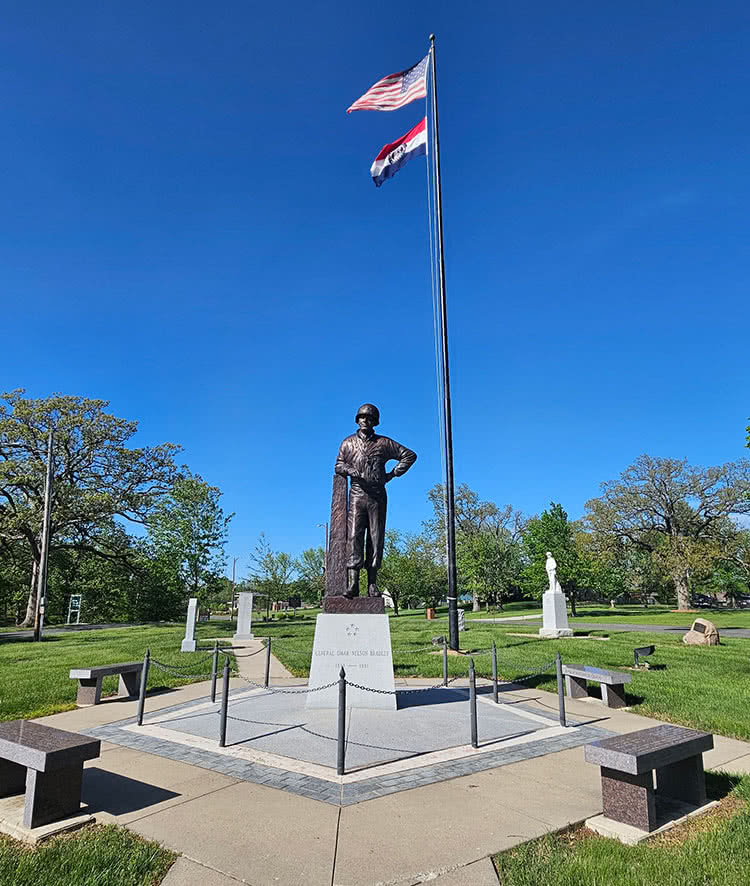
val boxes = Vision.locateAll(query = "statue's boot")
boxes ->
[367,567,379,597]
[344,568,360,599]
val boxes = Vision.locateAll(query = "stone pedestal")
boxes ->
[181,597,198,652]
[233,592,254,641]
[539,589,573,638]
[306,613,395,710]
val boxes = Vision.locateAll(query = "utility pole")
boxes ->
[231,557,239,627]
[33,431,54,642]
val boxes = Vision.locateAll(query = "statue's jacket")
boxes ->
[335,431,416,492]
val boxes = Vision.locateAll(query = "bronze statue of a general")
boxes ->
[330,404,416,599]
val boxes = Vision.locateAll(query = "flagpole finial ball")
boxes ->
[429,33,435,42]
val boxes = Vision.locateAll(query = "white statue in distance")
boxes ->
[539,550,573,639]
[545,551,560,593]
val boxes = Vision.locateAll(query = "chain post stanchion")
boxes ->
[137,649,150,726]
[469,657,478,749]
[219,658,230,747]
[491,641,498,704]
[555,650,567,727]
[442,637,448,686]
[337,667,347,775]
[210,641,219,703]
[264,637,272,688]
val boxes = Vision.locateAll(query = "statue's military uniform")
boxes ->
[334,411,416,577]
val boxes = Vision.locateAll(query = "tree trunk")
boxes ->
[21,559,39,627]
[674,572,691,610]
[472,591,480,613]
[569,590,578,617]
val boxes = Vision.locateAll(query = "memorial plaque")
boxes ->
[306,614,395,710]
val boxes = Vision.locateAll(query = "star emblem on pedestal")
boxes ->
[346,623,359,638]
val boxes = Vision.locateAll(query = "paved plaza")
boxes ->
[85,683,609,806]
[29,639,750,885]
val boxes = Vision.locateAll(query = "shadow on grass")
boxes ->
[706,770,744,801]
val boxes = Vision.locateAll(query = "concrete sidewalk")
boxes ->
[33,640,750,886]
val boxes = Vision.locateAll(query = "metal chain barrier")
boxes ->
[498,659,557,685]
[150,658,215,679]
[229,671,339,694]
[344,674,463,695]
[222,647,265,659]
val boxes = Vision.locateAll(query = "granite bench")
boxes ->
[69,661,144,706]
[0,720,100,829]
[584,724,713,832]
[561,663,632,708]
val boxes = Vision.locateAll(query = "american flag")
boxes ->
[347,55,429,113]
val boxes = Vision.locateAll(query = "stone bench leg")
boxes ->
[0,758,27,797]
[118,671,141,698]
[656,754,706,806]
[601,683,627,709]
[600,766,656,831]
[24,764,84,829]
[565,674,588,699]
[76,677,103,706]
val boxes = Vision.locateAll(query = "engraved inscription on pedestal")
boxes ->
[306,614,396,711]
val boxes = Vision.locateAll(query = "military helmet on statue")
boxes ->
[355,403,380,426]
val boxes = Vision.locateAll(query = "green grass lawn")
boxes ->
[0,625,232,721]
[0,824,175,886]
[494,772,750,886]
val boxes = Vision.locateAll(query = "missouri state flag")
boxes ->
[370,117,427,187]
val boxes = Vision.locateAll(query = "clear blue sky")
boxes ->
[2,2,749,575]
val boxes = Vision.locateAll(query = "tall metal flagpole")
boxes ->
[429,34,460,651]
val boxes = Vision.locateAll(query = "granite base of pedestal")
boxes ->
[306,614,395,710]
[180,639,197,652]
[585,799,719,845]
[539,590,573,638]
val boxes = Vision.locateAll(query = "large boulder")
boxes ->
[682,617,720,646]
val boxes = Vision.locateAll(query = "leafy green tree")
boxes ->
[0,390,180,625]
[425,483,524,611]
[294,547,325,604]
[249,533,296,619]
[146,472,232,611]
[585,455,750,610]
[378,530,445,615]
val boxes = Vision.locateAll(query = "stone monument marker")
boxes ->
[539,552,573,639]
[307,404,416,710]
[683,617,720,646]
[233,592,254,641]
[181,597,198,652]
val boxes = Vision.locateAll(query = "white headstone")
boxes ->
[539,552,573,638]
[306,614,395,710]
[181,597,198,652]
[234,592,254,640]
[458,609,466,632]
